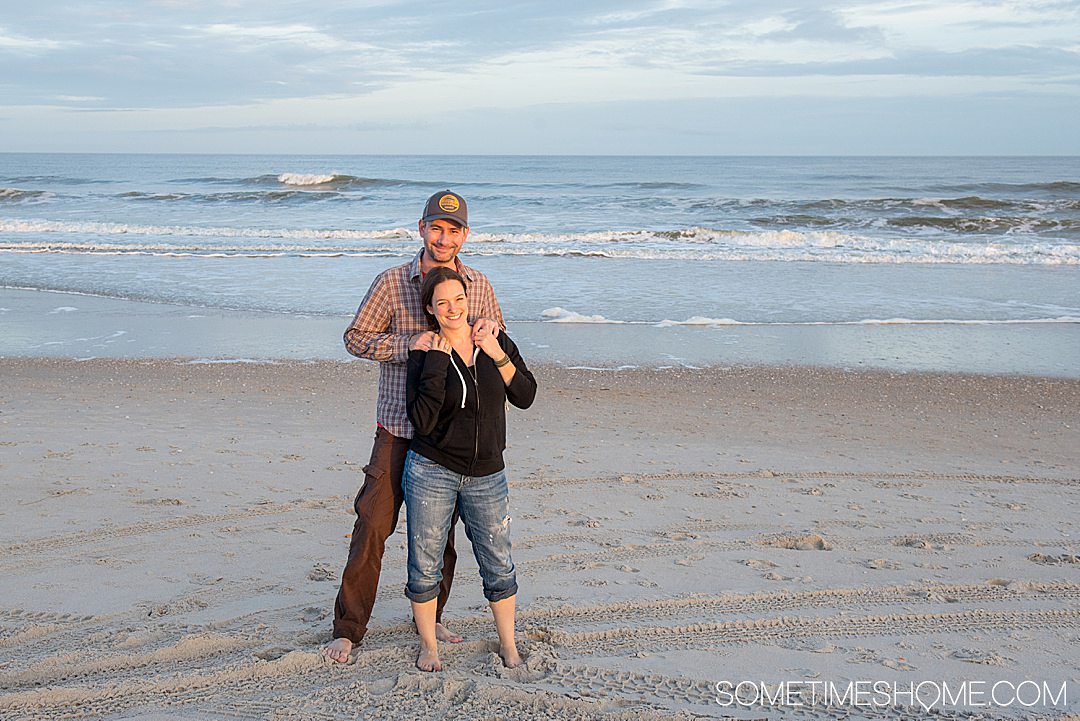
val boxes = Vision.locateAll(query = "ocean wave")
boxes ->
[247,173,429,188]
[885,216,1080,234]
[938,181,1080,195]
[0,175,107,185]
[537,309,1080,326]
[118,189,346,203]
[540,307,625,324]
[0,219,412,241]
[0,188,54,203]
[2,220,1077,264]
[801,197,1078,217]
[656,316,743,326]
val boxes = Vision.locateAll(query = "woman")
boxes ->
[404,266,537,672]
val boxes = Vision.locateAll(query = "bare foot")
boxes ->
[499,645,524,669]
[416,645,442,672]
[435,622,464,644]
[322,637,352,664]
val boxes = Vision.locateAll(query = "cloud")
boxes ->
[0,27,68,52]
[191,23,377,53]
[838,0,1080,50]
[2,0,1079,152]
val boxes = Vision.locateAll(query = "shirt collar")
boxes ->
[410,249,476,282]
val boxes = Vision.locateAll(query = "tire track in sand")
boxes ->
[548,608,1080,655]
[512,470,1080,490]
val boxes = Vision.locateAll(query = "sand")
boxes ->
[1,358,1078,719]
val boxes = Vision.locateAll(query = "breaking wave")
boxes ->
[0,188,53,203]
[1,220,1077,264]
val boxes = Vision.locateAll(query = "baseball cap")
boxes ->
[421,190,468,228]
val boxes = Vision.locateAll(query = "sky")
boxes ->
[2,0,1079,154]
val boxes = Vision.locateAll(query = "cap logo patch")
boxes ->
[438,194,460,212]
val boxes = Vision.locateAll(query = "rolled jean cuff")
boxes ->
[484,580,518,603]
[405,583,441,604]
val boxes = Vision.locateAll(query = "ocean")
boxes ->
[1,153,1078,375]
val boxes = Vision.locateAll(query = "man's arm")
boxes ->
[471,276,507,343]
[479,280,506,331]
[343,273,415,362]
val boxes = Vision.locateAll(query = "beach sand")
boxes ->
[1,358,1078,719]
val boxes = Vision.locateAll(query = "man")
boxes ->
[324,190,504,663]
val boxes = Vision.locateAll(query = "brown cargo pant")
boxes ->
[332,427,457,643]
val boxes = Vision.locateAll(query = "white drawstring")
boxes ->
[449,348,481,409]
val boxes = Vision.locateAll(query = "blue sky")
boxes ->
[2,0,1079,154]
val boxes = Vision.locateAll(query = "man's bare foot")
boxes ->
[322,637,352,664]
[435,622,464,644]
[499,645,524,669]
[416,645,442,672]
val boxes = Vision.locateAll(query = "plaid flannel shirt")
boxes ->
[343,249,505,439]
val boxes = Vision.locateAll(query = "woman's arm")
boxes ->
[495,334,536,409]
[406,349,452,436]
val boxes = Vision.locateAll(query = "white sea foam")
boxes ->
[2,220,1078,265]
[0,219,412,241]
[540,307,625,324]
[277,173,338,186]
[656,316,743,327]
[48,306,78,314]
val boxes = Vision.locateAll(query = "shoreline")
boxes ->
[3,287,1079,377]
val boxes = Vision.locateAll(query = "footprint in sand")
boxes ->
[308,563,337,581]
[299,607,327,622]
[951,648,1013,666]
[866,558,902,570]
[743,559,779,570]
[758,533,830,551]
[253,646,293,661]
[1027,553,1080,565]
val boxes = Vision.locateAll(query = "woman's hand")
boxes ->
[431,333,453,356]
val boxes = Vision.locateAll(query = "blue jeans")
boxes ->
[403,450,517,604]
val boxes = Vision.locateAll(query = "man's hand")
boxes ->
[472,318,500,345]
[431,334,453,356]
[409,331,436,351]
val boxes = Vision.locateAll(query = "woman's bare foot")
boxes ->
[322,637,352,663]
[499,644,524,669]
[416,644,442,672]
[435,622,463,643]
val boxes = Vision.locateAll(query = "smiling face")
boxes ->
[426,278,468,332]
[419,218,468,267]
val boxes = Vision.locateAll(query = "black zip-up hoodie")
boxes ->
[406,332,536,477]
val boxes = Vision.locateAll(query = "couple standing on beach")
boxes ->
[322,191,537,671]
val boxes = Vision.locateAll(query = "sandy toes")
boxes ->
[500,646,524,669]
[321,637,352,663]
[435,622,463,643]
[416,645,442,672]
